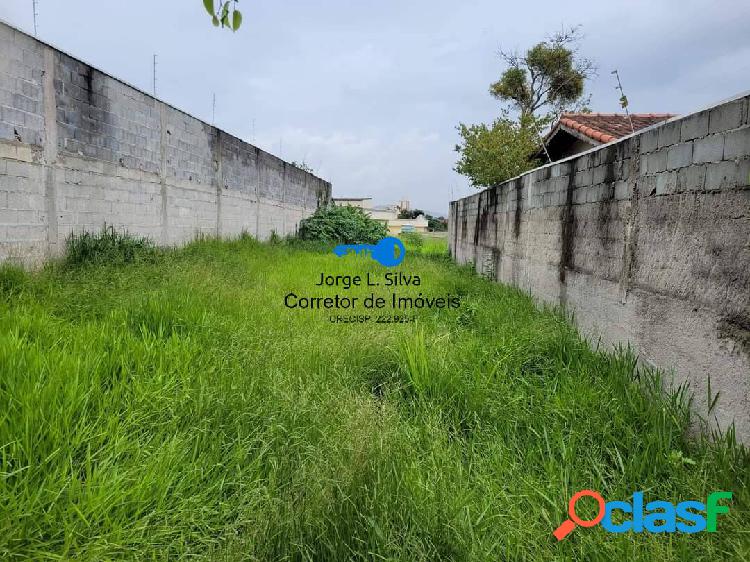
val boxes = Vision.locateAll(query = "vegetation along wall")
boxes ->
[0,21,331,266]
[449,92,750,442]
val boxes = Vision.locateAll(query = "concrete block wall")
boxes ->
[449,92,750,442]
[0,20,330,264]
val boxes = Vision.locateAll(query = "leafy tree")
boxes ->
[455,26,594,188]
[397,209,447,232]
[398,209,425,220]
[202,0,243,31]
[298,205,387,244]
[454,113,546,188]
[427,216,447,232]
[490,26,595,118]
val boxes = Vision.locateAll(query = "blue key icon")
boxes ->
[333,237,406,267]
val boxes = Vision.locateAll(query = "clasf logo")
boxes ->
[553,490,732,540]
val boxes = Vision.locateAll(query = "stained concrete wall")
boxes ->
[449,93,750,442]
[0,21,330,265]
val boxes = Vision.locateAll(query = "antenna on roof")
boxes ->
[534,119,552,163]
[212,93,216,126]
[32,0,38,36]
[611,70,634,134]
[152,54,157,96]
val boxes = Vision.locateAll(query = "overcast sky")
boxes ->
[1,1,748,214]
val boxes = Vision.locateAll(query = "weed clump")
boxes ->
[0,263,27,297]
[64,225,157,267]
[399,231,424,250]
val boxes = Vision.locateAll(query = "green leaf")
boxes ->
[212,14,220,27]
[203,0,215,16]
[220,2,230,27]
[232,9,242,31]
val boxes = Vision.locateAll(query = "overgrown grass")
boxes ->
[0,235,748,561]
[64,225,157,267]
[0,263,27,298]
[401,232,450,260]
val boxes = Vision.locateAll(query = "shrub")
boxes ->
[65,225,157,267]
[298,205,387,244]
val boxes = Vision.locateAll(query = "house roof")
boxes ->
[552,113,677,144]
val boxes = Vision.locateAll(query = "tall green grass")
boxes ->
[64,225,157,267]
[400,232,450,261]
[0,233,747,561]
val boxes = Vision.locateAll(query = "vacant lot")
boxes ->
[0,236,748,561]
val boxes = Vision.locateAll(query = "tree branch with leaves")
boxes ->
[490,26,596,120]
[203,0,243,31]
[454,113,548,188]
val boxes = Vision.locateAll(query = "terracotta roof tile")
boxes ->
[557,113,677,144]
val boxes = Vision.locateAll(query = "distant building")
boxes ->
[540,113,676,162]
[383,215,429,235]
[333,198,428,234]
[331,197,373,209]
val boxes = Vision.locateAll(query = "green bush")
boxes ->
[298,205,387,244]
[65,225,157,267]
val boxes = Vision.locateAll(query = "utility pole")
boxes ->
[152,54,157,97]
[32,0,38,36]
[612,70,635,134]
